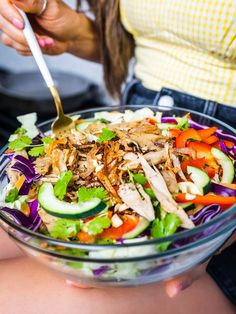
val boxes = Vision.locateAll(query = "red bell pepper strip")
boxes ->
[144,181,151,189]
[214,140,235,150]
[197,127,218,140]
[77,232,97,244]
[188,141,211,153]
[203,135,218,145]
[176,193,236,206]
[181,157,206,173]
[223,140,235,149]
[175,128,202,148]
[169,128,181,138]
[204,166,216,178]
[98,215,139,240]
[146,118,157,125]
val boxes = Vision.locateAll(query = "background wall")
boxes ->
[0,0,104,86]
[0,1,113,146]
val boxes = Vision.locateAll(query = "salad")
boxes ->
[0,108,236,252]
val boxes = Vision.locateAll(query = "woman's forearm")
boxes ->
[67,13,100,63]
[0,228,24,260]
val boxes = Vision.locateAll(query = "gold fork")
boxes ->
[18,8,73,135]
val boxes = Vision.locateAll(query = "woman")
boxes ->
[1,1,236,127]
[0,0,235,310]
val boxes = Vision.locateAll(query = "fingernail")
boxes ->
[166,281,191,298]
[44,38,54,46]
[12,18,24,30]
[66,280,92,289]
[38,39,45,48]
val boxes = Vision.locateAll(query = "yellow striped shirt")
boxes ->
[120,0,236,106]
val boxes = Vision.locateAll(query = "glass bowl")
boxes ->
[0,105,235,288]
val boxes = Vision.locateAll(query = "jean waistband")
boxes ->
[122,80,236,129]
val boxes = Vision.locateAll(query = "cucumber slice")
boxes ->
[123,217,150,239]
[178,181,203,195]
[38,183,107,219]
[178,202,195,212]
[211,147,234,184]
[187,166,211,194]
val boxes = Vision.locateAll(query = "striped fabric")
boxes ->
[120,0,236,106]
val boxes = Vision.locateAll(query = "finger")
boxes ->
[0,0,24,29]
[164,263,206,298]
[16,49,32,56]
[0,14,27,46]
[66,280,93,289]
[0,32,30,52]
[13,0,47,15]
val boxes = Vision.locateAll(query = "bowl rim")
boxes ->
[0,105,235,252]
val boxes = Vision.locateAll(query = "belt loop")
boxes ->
[121,78,139,106]
[203,100,218,117]
[153,91,161,106]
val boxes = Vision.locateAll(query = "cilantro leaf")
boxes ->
[28,137,53,156]
[5,188,19,203]
[97,128,117,143]
[151,213,181,251]
[8,136,32,151]
[54,171,73,200]
[95,118,110,124]
[50,219,81,240]
[78,186,108,203]
[28,146,45,157]
[87,216,111,235]
[42,137,53,144]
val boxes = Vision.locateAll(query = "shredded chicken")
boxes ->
[118,183,155,221]
[138,154,194,229]
[38,209,57,231]
[34,157,52,176]
[32,117,197,230]
[161,170,179,193]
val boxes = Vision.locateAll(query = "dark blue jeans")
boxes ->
[122,80,236,129]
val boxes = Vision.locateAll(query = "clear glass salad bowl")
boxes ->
[0,105,235,288]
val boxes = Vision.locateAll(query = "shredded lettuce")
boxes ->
[16,112,39,139]
[176,116,190,130]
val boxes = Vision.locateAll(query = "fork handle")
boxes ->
[17,8,54,88]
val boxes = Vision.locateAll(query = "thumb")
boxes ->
[12,0,47,15]
[164,263,206,298]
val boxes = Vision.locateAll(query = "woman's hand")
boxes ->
[0,0,99,60]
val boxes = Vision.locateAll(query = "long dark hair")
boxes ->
[77,0,134,98]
